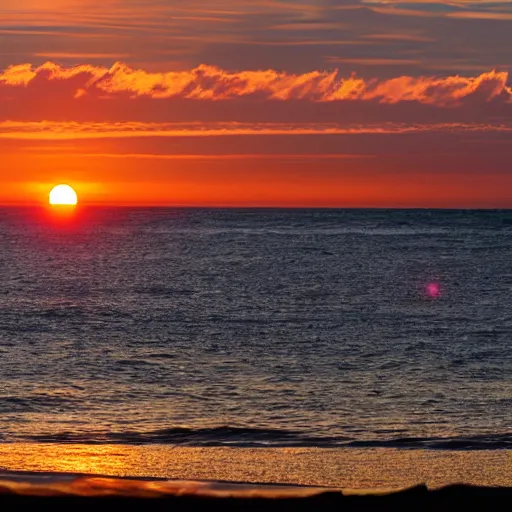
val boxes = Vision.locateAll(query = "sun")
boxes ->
[49,184,78,206]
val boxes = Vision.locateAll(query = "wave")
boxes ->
[20,427,512,450]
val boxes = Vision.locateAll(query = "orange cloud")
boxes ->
[0,120,510,140]
[362,70,509,105]
[0,61,105,86]
[1,62,510,106]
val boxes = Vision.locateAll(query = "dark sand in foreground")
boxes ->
[0,444,510,490]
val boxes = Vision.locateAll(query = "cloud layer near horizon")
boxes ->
[1,62,511,106]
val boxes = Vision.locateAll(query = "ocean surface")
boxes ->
[1,208,511,450]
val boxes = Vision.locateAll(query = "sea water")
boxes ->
[1,208,511,449]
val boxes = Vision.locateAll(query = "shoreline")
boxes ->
[0,444,510,490]
[0,472,511,511]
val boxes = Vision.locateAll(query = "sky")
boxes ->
[1,0,511,206]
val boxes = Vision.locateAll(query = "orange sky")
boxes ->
[1,1,511,207]
[5,148,512,208]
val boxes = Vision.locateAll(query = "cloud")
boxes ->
[40,152,373,160]
[0,120,511,141]
[361,70,510,105]
[1,61,510,107]
[34,52,131,60]
[363,0,512,4]
[0,61,105,86]
[326,57,421,66]
[447,11,512,20]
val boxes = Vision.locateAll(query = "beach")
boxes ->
[0,447,511,511]
[0,444,510,490]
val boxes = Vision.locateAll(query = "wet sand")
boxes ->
[0,444,510,490]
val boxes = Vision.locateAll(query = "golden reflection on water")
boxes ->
[0,445,510,491]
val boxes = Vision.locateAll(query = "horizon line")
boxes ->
[2,203,512,211]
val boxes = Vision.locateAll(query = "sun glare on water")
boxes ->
[49,184,78,206]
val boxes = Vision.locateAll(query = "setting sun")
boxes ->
[49,184,78,206]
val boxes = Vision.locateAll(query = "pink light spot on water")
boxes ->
[426,282,441,299]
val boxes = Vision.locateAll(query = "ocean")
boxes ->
[1,208,511,453]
